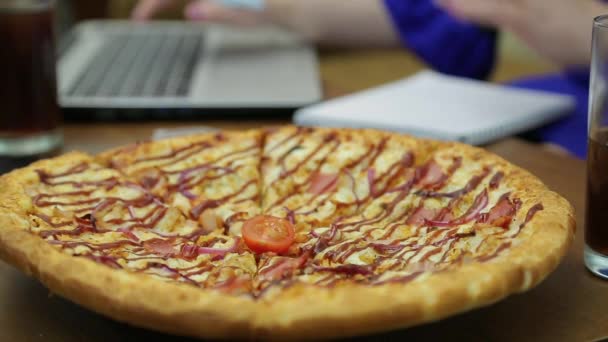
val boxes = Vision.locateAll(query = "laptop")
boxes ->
[57,20,321,114]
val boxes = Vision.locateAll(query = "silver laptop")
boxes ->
[58,20,321,111]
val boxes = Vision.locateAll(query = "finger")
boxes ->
[131,0,174,21]
[185,0,264,25]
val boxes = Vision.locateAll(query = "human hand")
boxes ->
[131,0,267,25]
[436,0,601,67]
[130,0,399,48]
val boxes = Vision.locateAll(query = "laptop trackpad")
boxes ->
[192,26,319,106]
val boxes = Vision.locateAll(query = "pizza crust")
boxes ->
[0,131,575,341]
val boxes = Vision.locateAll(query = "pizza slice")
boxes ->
[252,127,441,293]
[98,130,263,237]
[293,143,537,287]
[260,126,437,229]
[21,135,265,294]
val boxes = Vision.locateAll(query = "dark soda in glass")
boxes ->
[0,1,62,171]
[586,134,608,256]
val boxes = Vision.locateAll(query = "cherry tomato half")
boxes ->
[242,215,295,254]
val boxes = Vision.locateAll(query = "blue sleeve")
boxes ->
[384,0,497,80]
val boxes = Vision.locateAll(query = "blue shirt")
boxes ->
[384,0,589,158]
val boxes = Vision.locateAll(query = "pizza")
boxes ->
[0,126,574,340]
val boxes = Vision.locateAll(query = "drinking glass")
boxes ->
[0,0,62,172]
[585,15,608,279]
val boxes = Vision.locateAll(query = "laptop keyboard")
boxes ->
[68,32,203,98]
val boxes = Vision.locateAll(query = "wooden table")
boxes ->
[1,51,606,341]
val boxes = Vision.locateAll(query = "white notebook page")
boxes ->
[294,71,575,145]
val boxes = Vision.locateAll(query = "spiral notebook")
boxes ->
[294,71,575,145]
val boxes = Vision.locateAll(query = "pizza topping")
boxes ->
[189,180,257,220]
[258,254,308,281]
[280,139,337,180]
[214,274,252,294]
[477,194,520,228]
[417,161,445,188]
[190,200,221,219]
[177,165,234,200]
[426,190,489,227]
[144,238,176,257]
[242,215,295,254]
[313,264,373,276]
[489,171,505,189]
[522,203,542,223]
[118,228,140,242]
[32,213,71,228]
[477,242,512,262]
[420,169,490,198]
[367,168,379,198]
[86,255,122,269]
[179,238,241,260]
[200,209,224,233]
[507,203,544,239]
[406,206,439,226]
[369,242,407,254]
[416,157,462,190]
[308,172,339,195]
[35,162,89,184]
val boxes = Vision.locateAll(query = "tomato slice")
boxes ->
[242,215,295,254]
[308,172,339,195]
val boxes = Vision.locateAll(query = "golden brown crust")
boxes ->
[0,128,575,341]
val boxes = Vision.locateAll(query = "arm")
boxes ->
[384,0,497,80]
[132,0,497,79]
[264,0,400,48]
[132,0,401,47]
[437,0,606,67]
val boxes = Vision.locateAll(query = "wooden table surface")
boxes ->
[1,51,606,341]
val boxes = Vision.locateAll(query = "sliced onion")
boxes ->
[313,264,373,276]
[180,187,198,200]
[127,205,137,219]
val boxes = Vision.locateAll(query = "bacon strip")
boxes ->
[180,238,240,260]
[417,161,445,189]
[308,172,339,195]
[477,194,520,228]
[258,254,308,282]
[144,238,176,257]
[426,190,489,227]
[367,168,378,197]
[406,206,439,227]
